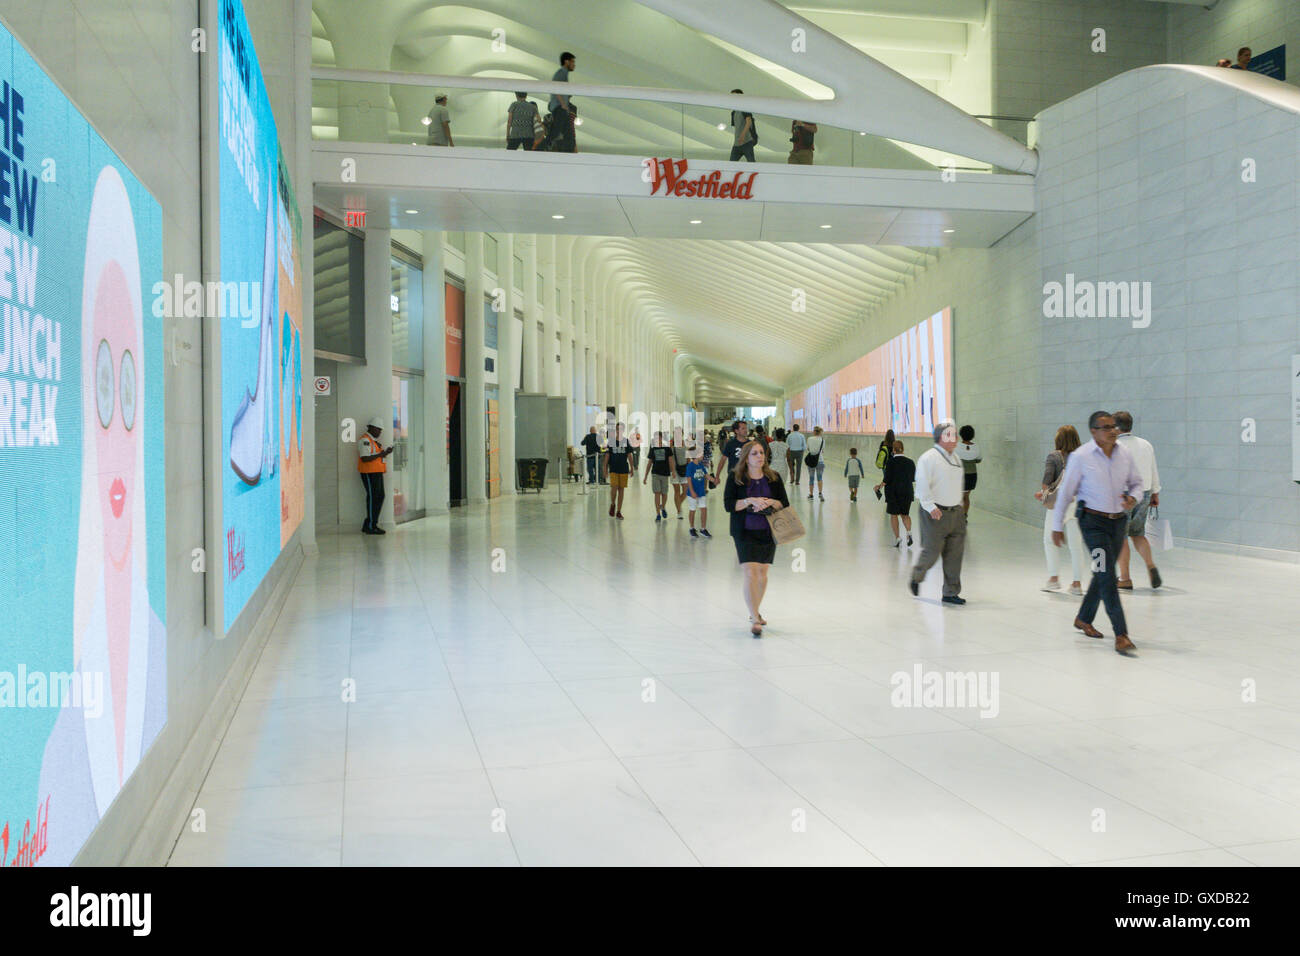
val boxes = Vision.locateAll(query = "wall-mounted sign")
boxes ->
[1248,44,1286,81]
[646,159,757,199]
[314,376,332,396]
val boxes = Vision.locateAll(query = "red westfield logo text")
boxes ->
[647,159,757,199]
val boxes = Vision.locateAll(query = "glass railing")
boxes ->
[310,77,1032,175]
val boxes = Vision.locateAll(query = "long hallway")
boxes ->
[169,482,1300,867]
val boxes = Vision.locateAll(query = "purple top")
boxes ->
[744,476,771,529]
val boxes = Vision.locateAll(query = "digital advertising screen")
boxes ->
[0,22,166,866]
[219,0,304,629]
[786,308,952,437]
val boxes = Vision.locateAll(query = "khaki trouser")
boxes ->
[787,149,814,165]
[910,505,966,597]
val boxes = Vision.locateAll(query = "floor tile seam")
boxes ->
[751,730,1073,867]
[720,744,887,866]
[535,676,708,867]
[1186,707,1300,757]
[397,541,526,866]
[962,718,1231,852]
[166,609,301,863]
[1078,707,1300,813]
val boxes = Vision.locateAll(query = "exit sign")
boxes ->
[344,209,367,227]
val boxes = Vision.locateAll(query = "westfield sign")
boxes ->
[646,158,758,199]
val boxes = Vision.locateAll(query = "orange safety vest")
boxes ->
[358,433,386,473]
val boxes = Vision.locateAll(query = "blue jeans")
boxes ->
[586,454,597,483]
[1077,510,1128,635]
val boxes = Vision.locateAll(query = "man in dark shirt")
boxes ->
[1230,46,1251,69]
[548,51,577,152]
[643,432,673,521]
[580,426,601,483]
[603,422,631,519]
[713,419,749,483]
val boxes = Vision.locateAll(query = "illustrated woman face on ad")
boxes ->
[38,166,167,866]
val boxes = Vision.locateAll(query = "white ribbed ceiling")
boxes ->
[310,0,989,400]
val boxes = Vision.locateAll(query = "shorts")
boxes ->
[733,527,776,565]
[651,474,669,494]
[787,149,814,165]
[671,474,688,485]
[964,472,978,492]
[609,472,629,489]
[1126,490,1152,536]
[689,495,708,511]
[848,476,861,490]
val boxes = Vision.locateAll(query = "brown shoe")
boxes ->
[1116,579,1134,590]
[1073,618,1104,639]
[1115,634,1137,656]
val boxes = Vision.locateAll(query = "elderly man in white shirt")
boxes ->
[908,421,968,604]
[1113,410,1163,590]
[1051,410,1144,656]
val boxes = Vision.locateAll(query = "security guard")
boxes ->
[359,415,393,534]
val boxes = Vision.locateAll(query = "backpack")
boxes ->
[874,445,889,470]
[791,122,813,151]
[745,112,758,145]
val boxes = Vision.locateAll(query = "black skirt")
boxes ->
[964,472,978,492]
[733,526,777,565]
[885,493,913,516]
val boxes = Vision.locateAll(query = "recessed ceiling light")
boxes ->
[820,224,832,229]
[405,209,418,214]
[552,214,565,220]
[717,123,725,131]
[574,117,583,126]
[943,228,955,233]
[689,219,702,224]
[421,116,432,126]
[859,131,866,136]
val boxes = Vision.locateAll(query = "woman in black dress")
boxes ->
[724,440,791,637]
[873,439,915,548]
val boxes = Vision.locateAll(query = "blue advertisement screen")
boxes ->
[219,0,304,630]
[0,23,166,866]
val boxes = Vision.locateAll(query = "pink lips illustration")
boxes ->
[110,477,126,519]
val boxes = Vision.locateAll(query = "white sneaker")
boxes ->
[1069,583,1084,596]
[1041,579,1061,591]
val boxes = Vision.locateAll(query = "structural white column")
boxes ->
[422,230,449,514]
[499,234,517,491]
[361,226,394,527]
[572,249,587,440]
[522,236,540,394]
[464,232,486,503]
[539,235,557,397]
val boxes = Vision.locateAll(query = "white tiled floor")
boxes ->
[168,480,1300,866]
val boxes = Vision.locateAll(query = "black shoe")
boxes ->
[941,595,965,605]
[909,579,919,596]
[700,529,711,538]
[1149,567,1162,589]
[690,528,698,537]
[907,535,913,546]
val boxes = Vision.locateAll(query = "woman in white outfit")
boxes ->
[1035,425,1085,594]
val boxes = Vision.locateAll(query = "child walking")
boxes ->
[685,444,713,538]
[845,447,866,502]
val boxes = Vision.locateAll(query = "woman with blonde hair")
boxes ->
[1036,425,1084,593]
[724,439,791,637]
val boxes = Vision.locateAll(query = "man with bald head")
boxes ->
[909,421,968,604]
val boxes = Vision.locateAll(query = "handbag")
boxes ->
[804,439,822,468]
[1041,451,1064,509]
[767,503,805,544]
[1145,505,1174,550]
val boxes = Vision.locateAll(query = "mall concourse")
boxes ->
[2,0,1300,872]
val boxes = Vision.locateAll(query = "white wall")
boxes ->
[791,65,1300,558]
[1168,0,1300,82]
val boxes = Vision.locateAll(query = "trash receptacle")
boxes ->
[516,458,548,492]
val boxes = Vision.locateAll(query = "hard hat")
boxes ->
[368,416,384,429]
